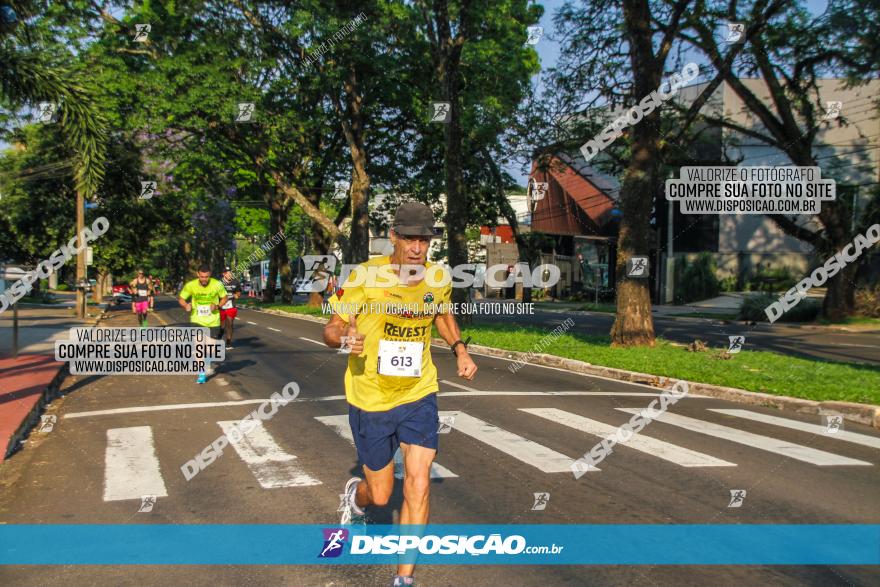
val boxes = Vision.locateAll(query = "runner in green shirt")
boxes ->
[178,264,228,384]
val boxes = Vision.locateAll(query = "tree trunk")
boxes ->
[823,257,858,320]
[94,269,107,303]
[307,220,333,307]
[75,188,86,318]
[269,199,293,303]
[610,0,658,347]
[482,148,535,303]
[340,65,371,264]
[437,19,469,309]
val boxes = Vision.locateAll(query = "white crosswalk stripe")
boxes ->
[438,411,581,473]
[104,426,168,502]
[216,421,322,488]
[521,408,736,467]
[617,409,872,466]
[314,415,458,479]
[709,409,880,450]
[99,405,879,502]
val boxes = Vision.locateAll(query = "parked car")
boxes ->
[111,282,131,305]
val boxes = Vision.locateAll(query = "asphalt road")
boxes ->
[0,296,878,586]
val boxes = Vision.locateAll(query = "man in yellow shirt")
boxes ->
[178,264,228,384]
[323,202,477,586]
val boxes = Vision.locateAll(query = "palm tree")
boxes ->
[1,2,107,316]
[1,3,107,197]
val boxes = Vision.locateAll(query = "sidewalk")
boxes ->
[0,303,106,460]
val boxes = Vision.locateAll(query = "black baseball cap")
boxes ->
[393,202,441,237]
[224,266,232,272]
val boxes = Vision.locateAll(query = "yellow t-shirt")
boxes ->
[327,256,452,412]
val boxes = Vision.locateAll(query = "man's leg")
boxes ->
[397,442,435,578]
[223,316,234,345]
[203,327,222,377]
[356,460,395,509]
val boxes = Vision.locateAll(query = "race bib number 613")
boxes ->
[378,340,422,377]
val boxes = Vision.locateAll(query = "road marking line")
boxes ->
[438,391,703,398]
[521,408,736,467]
[616,409,872,466]
[268,327,282,332]
[314,415,457,479]
[246,321,258,325]
[440,379,479,392]
[103,426,168,501]
[439,411,582,473]
[709,409,880,450]
[65,397,348,418]
[217,420,321,488]
[298,337,325,346]
[65,392,687,419]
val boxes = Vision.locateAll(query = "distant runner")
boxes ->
[220,266,242,350]
[178,264,228,384]
[147,274,156,311]
[129,269,152,327]
[323,202,477,587]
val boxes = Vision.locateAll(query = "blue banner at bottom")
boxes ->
[1,524,878,565]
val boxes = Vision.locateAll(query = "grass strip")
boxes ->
[460,324,880,406]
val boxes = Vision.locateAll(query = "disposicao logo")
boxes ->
[319,528,349,558]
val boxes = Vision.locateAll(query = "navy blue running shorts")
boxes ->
[348,393,439,472]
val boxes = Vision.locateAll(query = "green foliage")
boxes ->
[746,266,797,293]
[718,276,738,292]
[674,253,720,304]
[55,283,70,291]
[854,285,880,318]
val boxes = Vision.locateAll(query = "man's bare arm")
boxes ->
[435,312,477,380]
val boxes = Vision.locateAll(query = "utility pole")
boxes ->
[76,188,86,318]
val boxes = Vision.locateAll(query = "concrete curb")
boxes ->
[5,303,112,459]
[4,361,68,460]
[242,305,329,324]
[242,305,880,429]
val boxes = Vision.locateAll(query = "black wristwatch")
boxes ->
[450,336,471,356]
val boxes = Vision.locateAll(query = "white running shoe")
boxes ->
[340,477,366,525]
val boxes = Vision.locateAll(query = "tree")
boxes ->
[552,0,698,346]
[1,0,108,315]
[675,0,880,320]
[412,0,539,310]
